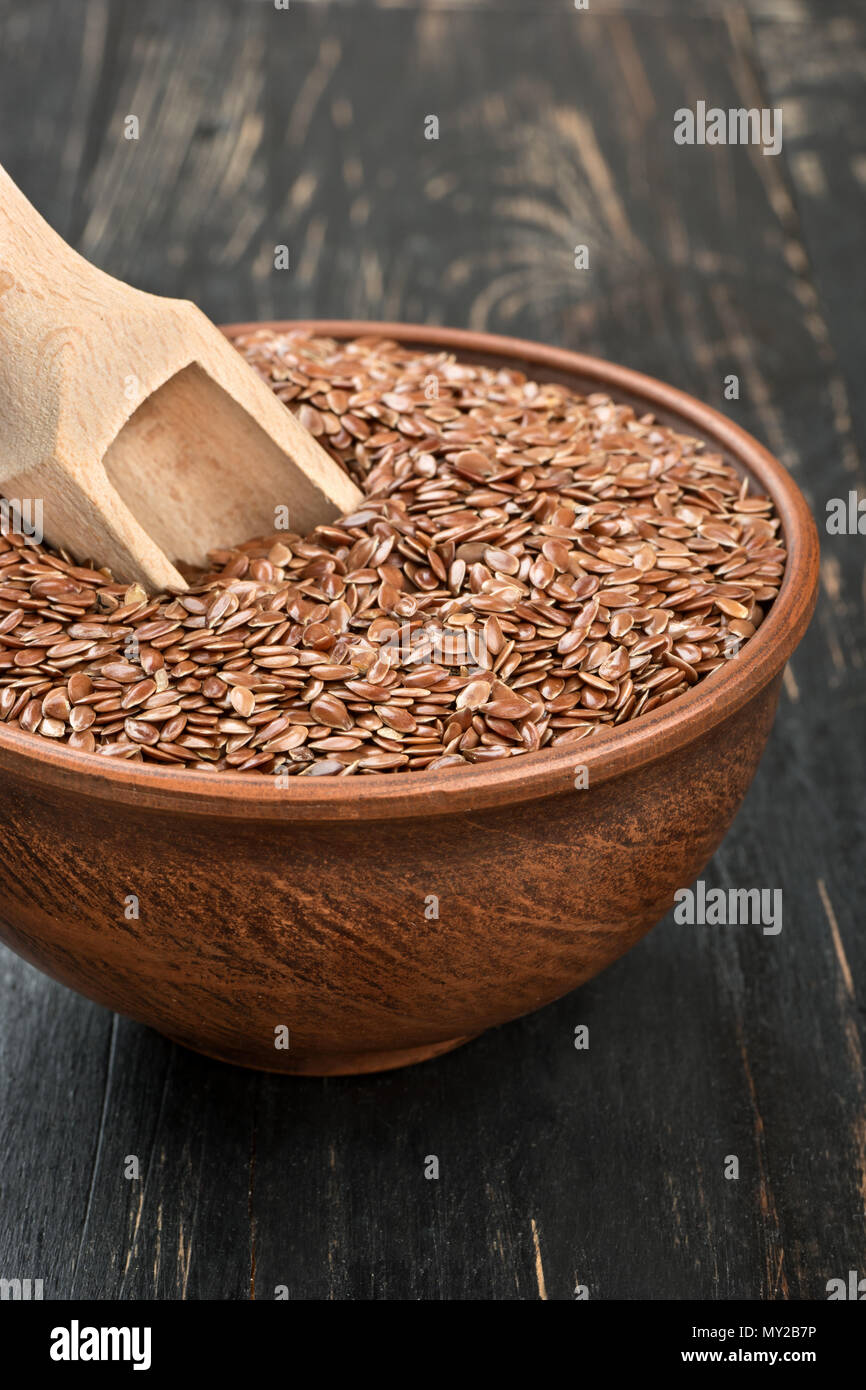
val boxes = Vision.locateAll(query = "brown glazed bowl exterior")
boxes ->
[0,323,819,1074]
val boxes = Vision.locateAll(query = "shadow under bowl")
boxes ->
[0,323,820,1074]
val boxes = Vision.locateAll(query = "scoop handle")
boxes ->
[0,163,196,587]
[0,159,85,310]
[0,162,162,486]
[0,162,363,591]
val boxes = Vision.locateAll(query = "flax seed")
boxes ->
[0,332,786,775]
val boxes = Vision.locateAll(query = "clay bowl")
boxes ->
[0,322,819,1075]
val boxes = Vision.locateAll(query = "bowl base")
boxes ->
[161,1031,479,1075]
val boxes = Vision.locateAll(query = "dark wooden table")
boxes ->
[1,0,863,1301]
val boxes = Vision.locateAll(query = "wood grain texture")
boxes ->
[0,0,863,1299]
[0,161,361,587]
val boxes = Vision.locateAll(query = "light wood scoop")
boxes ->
[0,163,363,591]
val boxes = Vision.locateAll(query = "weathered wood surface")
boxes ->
[0,0,863,1300]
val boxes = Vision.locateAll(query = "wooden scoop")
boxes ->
[0,163,363,591]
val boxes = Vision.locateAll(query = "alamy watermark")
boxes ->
[0,1277,43,1299]
[674,880,782,935]
[674,102,782,157]
[826,491,865,535]
[827,1270,866,1300]
[0,497,43,545]
[378,619,488,670]
[50,1322,151,1370]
